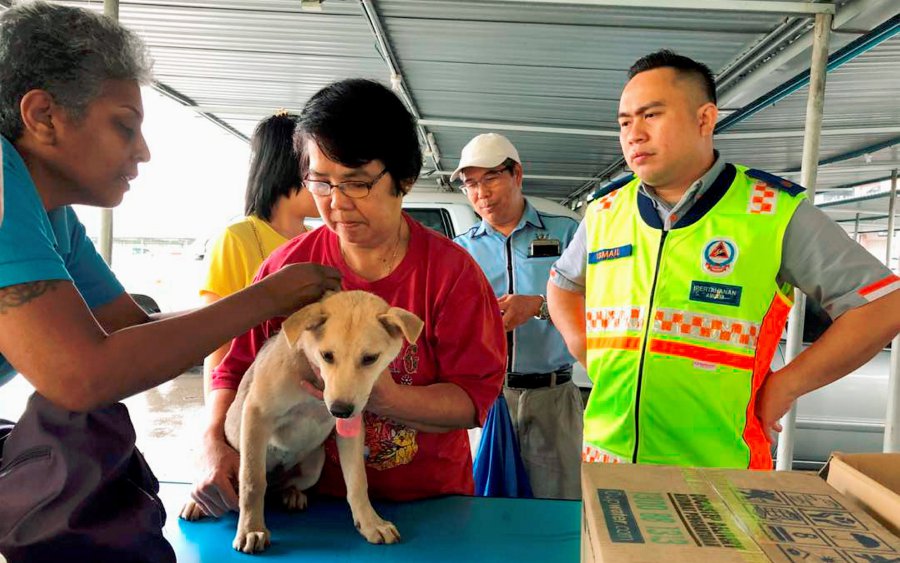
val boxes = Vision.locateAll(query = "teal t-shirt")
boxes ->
[0,136,124,386]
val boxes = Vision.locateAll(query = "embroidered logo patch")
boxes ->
[701,238,738,276]
[589,244,633,264]
[689,281,743,307]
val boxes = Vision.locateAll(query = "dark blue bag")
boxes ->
[0,393,175,563]
[473,395,533,498]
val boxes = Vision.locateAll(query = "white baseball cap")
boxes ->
[450,133,520,182]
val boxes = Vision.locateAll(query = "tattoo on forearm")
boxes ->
[0,280,62,314]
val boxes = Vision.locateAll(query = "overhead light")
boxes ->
[427,132,440,162]
[864,153,873,164]
[300,0,323,12]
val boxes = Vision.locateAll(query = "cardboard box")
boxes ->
[823,452,900,537]
[581,462,900,562]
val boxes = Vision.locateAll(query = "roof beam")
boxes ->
[721,126,900,140]
[432,170,596,182]
[419,118,618,138]
[419,117,900,140]
[153,83,249,142]
[490,0,835,15]
[780,163,900,177]
[780,137,900,174]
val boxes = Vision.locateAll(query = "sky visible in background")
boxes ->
[76,86,251,241]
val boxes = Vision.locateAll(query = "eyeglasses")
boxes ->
[459,165,512,195]
[302,168,388,199]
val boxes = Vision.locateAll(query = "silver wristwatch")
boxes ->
[534,294,551,321]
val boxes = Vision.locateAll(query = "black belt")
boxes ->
[506,369,572,390]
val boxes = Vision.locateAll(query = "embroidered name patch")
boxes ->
[589,244,633,264]
[690,281,743,307]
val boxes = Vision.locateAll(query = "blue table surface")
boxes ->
[159,482,582,562]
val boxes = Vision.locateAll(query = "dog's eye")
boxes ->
[360,353,380,366]
[321,351,335,364]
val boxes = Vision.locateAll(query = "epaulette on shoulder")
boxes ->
[589,173,635,202]
[745,168,805,197]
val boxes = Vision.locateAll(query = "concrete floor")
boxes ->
[0,369,206,483]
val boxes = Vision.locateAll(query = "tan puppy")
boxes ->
[185,291,423,554]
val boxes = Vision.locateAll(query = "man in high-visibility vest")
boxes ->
[547,50,900,469]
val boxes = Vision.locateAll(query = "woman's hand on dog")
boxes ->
[190,434,241,518]
[260,263,342,317]
[365,369,400,414]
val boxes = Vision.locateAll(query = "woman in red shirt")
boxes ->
[188,79,506,518]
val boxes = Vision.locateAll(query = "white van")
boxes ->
[401,189,582,239]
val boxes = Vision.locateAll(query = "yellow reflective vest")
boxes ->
[583,163,806,469]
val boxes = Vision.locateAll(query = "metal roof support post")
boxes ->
[884,168,898,453]
[776,11,831,471]
[853,213,860,242]
[98,0,119,266]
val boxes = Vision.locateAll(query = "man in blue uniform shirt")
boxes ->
[453,133,582,499]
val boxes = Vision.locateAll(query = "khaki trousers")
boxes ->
[503,380,584,500]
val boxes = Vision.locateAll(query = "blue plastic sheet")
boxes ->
[473,395,533,498]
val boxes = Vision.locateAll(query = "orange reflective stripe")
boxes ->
[744,293,792,470]
[649,339,754,371]
[858,274,900,301]
[582,444,627,464]
[654,308,759,350]
[586,306,644,334]
[586,336,641,351]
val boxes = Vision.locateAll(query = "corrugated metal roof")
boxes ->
[377,0,781,30]
[58,0,898,222]
[723,32,900,197]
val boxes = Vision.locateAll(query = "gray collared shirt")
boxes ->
[639,153,726,231]
[551,159,897,319]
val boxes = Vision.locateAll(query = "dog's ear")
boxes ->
[378,307,424,344]
[282,302,327,346]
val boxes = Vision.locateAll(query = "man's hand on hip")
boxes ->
[755,369,801,443]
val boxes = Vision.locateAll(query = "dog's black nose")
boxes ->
[329,402,354,419]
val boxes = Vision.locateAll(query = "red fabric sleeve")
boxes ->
[210,320,273,391]
[432,251,506,426]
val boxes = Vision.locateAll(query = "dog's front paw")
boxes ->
[233,527,271,554]
[355,516,401,545]
[280,486,308,511]
[179,499,207,521]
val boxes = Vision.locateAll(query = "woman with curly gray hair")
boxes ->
[0,4,339,561]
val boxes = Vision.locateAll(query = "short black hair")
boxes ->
[294,79,421,197]
[628,50,717,105]
[245,113,303,221]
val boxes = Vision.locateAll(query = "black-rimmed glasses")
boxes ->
[303,168,388,199]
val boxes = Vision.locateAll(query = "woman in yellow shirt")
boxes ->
[200,113,318,394]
